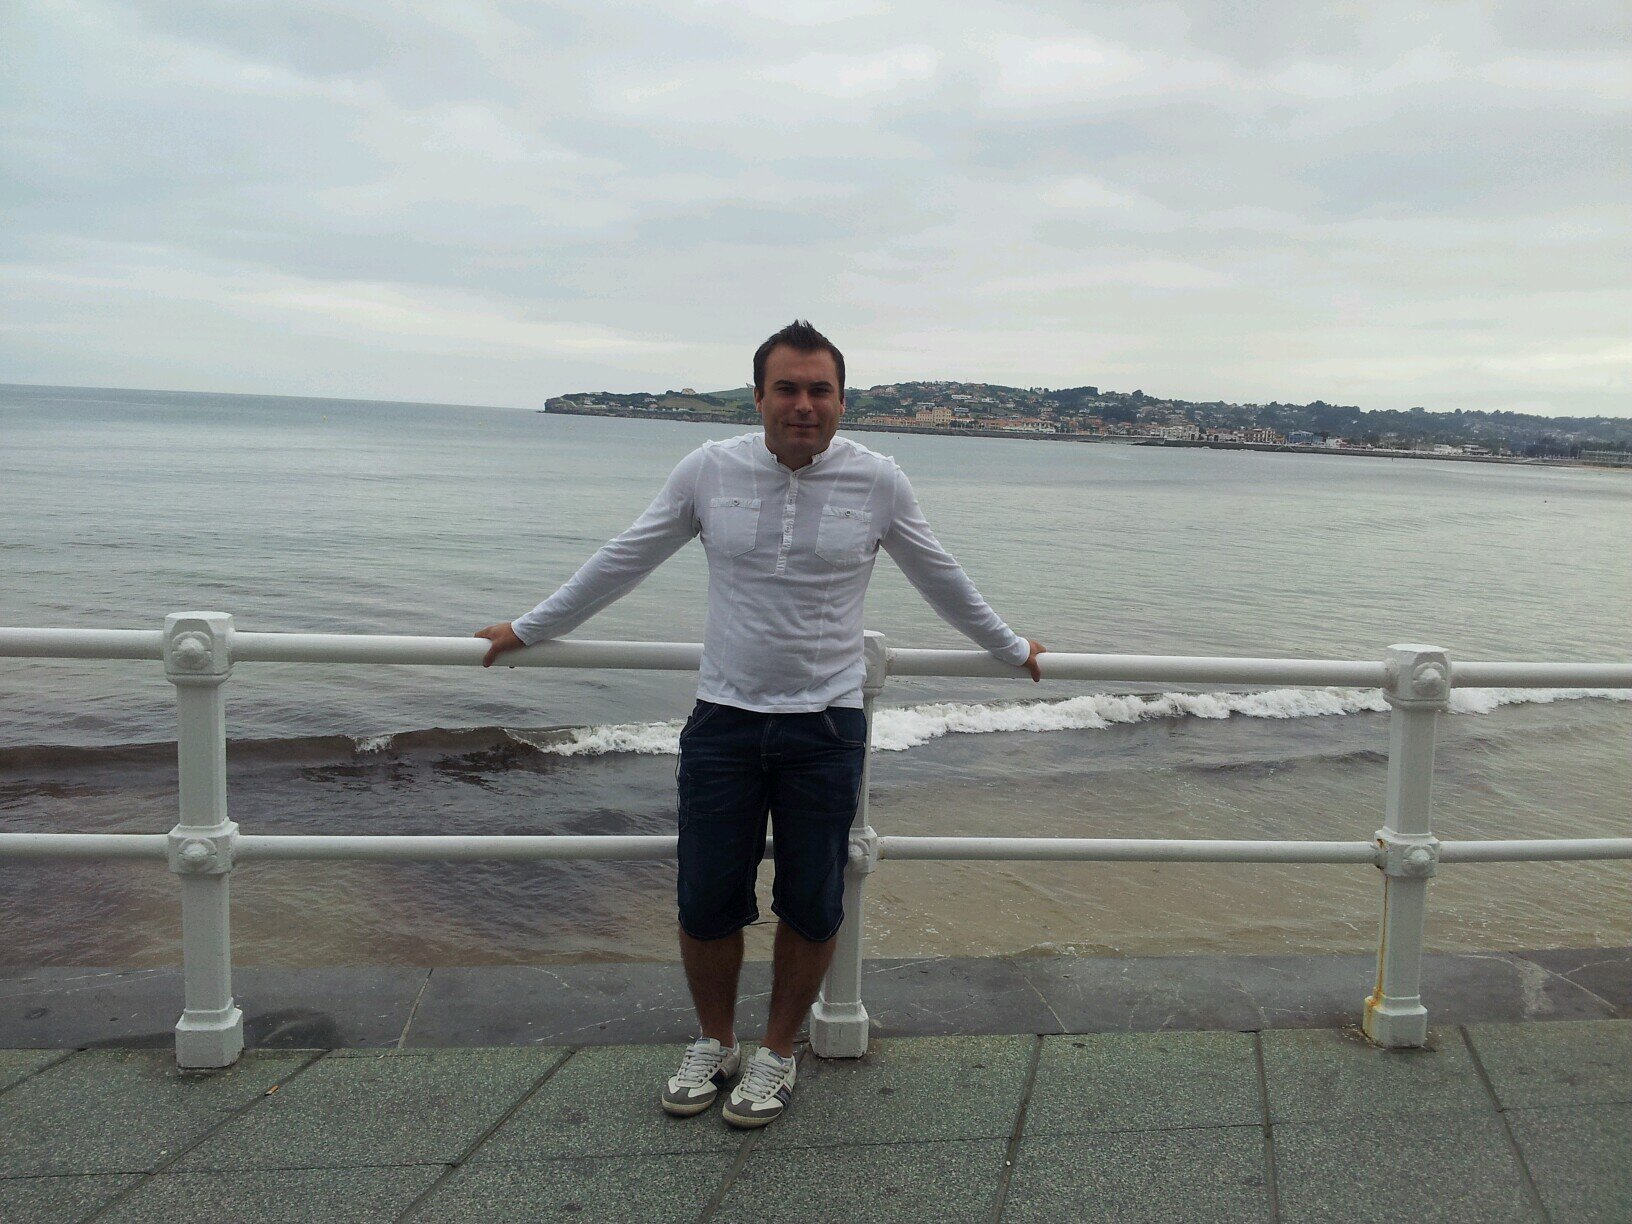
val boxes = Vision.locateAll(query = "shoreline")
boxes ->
[539,406,1625,471]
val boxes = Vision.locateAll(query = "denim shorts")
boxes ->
[675,700,868,943]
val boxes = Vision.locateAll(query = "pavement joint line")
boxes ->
[1252,1029,1281,1224]
[988,1031,1043,1223]
[81,1048,330,1224]
[1503,1097,1632,1112]
[1459,1023,1552,1224]
[392,1044,577,1222]
[695,1071,773,1224]
[1012,962,1067,1034]
[395,967,435,1049]
[0,1048,77,1099]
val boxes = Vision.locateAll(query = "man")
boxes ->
[476,320,1043,1128]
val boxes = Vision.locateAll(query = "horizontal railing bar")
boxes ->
[235,834,683,861]
[0,833,169,859]
[888,649,1388,687]
[2,628,1629,691]
[1440,838,1632,863]
[0,629,163,661]
[231,634,704,670]
[877,836,1381,863]
[3,832,1630,865]
[1450,662,1632,688]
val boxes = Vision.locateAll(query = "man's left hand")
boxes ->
[1022,638,1046,682]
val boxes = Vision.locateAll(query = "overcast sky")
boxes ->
[3,1,1628,416]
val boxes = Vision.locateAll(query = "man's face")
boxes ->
[755,345,844,470]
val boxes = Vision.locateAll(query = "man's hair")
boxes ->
[752,320,845,398]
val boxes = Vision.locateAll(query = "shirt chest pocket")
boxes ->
[707,496,762,557]
[815,505,874,567]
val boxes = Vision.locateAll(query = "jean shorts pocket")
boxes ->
[708,496,762,557]
[679,700,723,741]
[819,707,869,748]
[815,505,873,567]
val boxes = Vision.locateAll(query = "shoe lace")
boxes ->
[677,1041,724,1086]
[737,1052,788,1102]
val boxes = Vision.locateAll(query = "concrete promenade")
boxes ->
[2,949,1628,1221]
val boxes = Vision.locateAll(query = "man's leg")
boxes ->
[762,919,838,1057]
[678,924,744,1047]
[759,706,867,1058]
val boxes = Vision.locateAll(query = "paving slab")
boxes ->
[1001,1126,1269,1223]
[718,1137,1007,1223]
[97,1165,446,1224]
[1025,1030,1261,1137]
[1260,1027,1490,1123]
[402,962,773,1047]
[0,1048,69,1093]
[469,1044,745,1161]
[172,1048,561,1171]
[0,1049,311,1177]
[1016,951,1616,1035]
[416,1153,727,1223]
[1506,1101,1632,1223]
[1515,947,1632,1017]
[0,968,180,1048]
[862,957,1063,1038]
[232,966,429,1049]
[1418,951,1621,1022]
[0,967,429,1051]
[1466,1018,1632,1108]
[1272,1109,1535,1223]
[1016,954,1281,1032]
[7,950,1623,1051]
[758,1035,1033,1151]
[0,1174,141,1224]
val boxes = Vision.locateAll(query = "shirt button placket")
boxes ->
[776,472,797,574]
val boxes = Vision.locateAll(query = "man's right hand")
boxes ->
[475,622,527,668]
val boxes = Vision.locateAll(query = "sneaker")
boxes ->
[722,1046,797,1128]
[662,1037,741,1116]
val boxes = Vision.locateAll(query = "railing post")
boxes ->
[809,630,887,1058]
[1363,643,1448,1049]
[163,612,243,1069]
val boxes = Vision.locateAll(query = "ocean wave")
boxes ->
[0,687,1624,771]
[467,685,1631,758]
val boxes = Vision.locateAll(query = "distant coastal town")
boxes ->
[545,381,1632,469]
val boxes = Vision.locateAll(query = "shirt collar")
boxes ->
[758,432,836,471]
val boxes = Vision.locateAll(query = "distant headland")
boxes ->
[542,381,1631,469]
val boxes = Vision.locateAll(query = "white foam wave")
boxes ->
[513,686,1629,758]
[354,733,395,754]
[510,721,688,758]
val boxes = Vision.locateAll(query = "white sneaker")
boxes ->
[722,1046,797,1128]
[662,1037,741,1116]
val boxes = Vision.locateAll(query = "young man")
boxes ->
[477,320,1043,1127]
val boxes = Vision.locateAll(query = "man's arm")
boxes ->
[477,451,700,667]
[879,466,1046,682]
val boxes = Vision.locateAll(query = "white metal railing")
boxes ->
[2,613,1630,1068]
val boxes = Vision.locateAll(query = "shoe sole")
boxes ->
[721,1107,780,1129]
[662,1093,718,1117]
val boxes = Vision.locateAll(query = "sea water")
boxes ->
[2,383,1627,965]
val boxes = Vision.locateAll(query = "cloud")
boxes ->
[1,0,1628,416]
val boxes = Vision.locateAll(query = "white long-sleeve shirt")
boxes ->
[512,432,1029,711]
